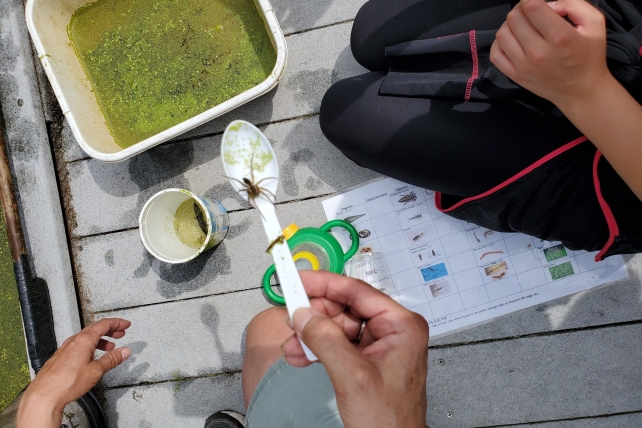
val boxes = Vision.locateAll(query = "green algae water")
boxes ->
[0,210,29,411]
[174,199,208,249]
[68,0,277,148]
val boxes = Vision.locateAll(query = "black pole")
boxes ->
[0,110,56,371]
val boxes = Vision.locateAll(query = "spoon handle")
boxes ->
[256,199,318,362]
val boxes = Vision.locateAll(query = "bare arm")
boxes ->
[490,0,642,200]
[560,73,642,200]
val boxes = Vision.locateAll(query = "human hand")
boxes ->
[17,318,131,428]
[490,0,610,109]
[281,270,428,428]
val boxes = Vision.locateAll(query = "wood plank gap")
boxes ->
[430,319,642,350]
[102,370,242,391]
[72,189,333,240]
[73,225,140,241]
[284,19,355,37]
[485,409,642,427]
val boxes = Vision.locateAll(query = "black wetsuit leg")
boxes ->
[320,72,581,197]
[350,0,516,72]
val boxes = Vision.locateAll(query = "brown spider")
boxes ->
[224,153,277,213]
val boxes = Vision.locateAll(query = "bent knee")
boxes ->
[320,72,386,152]
[350,0,390,71]
[247,307,288,342]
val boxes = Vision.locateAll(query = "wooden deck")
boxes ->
[1,0,641,426]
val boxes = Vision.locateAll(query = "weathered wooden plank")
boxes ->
[271,0,366,35]
[75,198,329,313]
[103,374,642,428]
[103,373,244,428]
[502,412,642,428]
[67,115,377,237]
[0,0,80,343]
[426,324,642,427]
[93,288,271,388]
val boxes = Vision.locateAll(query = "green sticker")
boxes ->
[543,244,567,262]
[549,261,574,281]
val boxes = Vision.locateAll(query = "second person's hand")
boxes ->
[17,318,132,428]
[490,0,610,110]
[281,270,429,428]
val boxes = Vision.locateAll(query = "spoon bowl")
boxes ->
[221,120,278,202]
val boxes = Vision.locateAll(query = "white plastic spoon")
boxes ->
[221,120,317,362]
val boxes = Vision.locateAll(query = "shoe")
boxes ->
[204,411,245,428]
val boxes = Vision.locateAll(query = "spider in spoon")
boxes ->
[224,153,277,214]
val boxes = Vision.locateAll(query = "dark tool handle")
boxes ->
[0,119,26,262]
[0,115,56,372]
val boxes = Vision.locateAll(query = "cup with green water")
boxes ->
[139,189,229,263]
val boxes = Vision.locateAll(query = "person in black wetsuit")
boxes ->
[320,0,642,261]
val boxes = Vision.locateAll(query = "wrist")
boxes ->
[554,71,620,119]
[17,391,65,427]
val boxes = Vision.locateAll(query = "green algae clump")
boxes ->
[0,210,30,411]
[68,0,277,148]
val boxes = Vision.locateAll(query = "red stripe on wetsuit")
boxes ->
[435,136,620,262]
[465,31,479,102]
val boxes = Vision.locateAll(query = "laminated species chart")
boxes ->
[322,178,629,337]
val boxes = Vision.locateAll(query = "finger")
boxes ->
[281,334,305,359]
[339,309,364,340]
[490,40,519,79]
[519,0,575,39]
[84,318,132,346]
[284,354,315,368]
[109,330,127,340]
[91,347,131,374]
[281,335,316,367]
[299,270,403,320]
[506,5,546,52]
[309,295,345,318]
[293,307,366,380]
[556,0,605,31]
[547,1,567,17]
[310,297,364,337]
[96,339,116,352]
[495,21,527,68]
[61,335,74,348]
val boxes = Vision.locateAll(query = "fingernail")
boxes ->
[120,348,131,361]
[286,316,294,330]
[293,308,314,333]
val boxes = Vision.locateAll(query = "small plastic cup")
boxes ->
[347,252,393,291]
[139,189,229,264]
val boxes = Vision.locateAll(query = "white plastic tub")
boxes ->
[25,0,287,162]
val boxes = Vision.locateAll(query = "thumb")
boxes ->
[92,347,131,375]
[293,308,366,380]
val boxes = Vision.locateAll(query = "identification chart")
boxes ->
[322,177,629,337]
